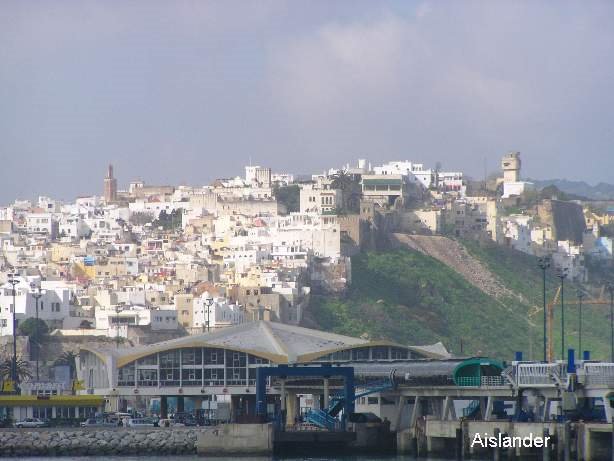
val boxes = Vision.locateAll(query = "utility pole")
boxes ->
[577,290,584,358]
[557,268,568,361]
[608,283,614,362]
[8,273,19,390]
[205,296,214,333]
[30,283,43,381]
[115,303,122,349]
[538,257,550,362]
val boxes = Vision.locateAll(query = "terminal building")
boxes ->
[76,321,451,420]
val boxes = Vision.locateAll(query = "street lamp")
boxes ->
[577,290,585,358]
[30,283,44,381]
[7,273,19,389]
[538,256,550,362]
[607,283,614,362]
[204,296,214,333]
[115,303,125,349]
[558,268,569,360]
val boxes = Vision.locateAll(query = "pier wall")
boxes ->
[397,419,614,461]
[196,423,273,455]
[0,427,202,456]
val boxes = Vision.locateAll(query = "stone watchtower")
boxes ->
[501,151,521,183]
[104,164,118,203]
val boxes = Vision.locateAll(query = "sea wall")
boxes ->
[0,427,202,456]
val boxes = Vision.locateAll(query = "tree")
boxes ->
[54,351,79,379]
[152,209,183,230]
[273,185,300,213]
[129,212,155,226]
[0,357,32,382]
[79,319,93,329]
[330,169,361,213]
[18,318,49,344]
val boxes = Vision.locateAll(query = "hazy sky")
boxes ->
[1,1,613,204]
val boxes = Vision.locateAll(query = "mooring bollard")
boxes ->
[456,427,463,461]
[493,428,501,461]
[543,428,550,461]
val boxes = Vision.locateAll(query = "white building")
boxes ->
[552,241,587,282]
[59,216,91,240]
[95,305,178,335]
[502,215,534,254]
[245,165,272,187]
[299,181,342,215]
[437,171,465,195]
[501,152,534,198]
[271,173,294,186]
[25,213,58,238]
[193,292,246,330]
[0,277,73,335]
[373,161,435,189]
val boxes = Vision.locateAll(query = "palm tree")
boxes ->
[329,169,361,212]
[54,351,79,380]
[0,357,33,382]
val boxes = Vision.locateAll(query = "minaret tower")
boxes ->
[104,164,118,203]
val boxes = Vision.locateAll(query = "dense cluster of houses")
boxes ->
[0,153,612,343]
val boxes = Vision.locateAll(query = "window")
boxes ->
[118,364,136,386]
[352,348,370,361]
[248,355,269,365]
[159,351,180,386]
[367,397,379,405]
[390,348,409,360]
[371,347,389,360]
[137,355,158,366]
[204,368,224,386]
[181,368,202,386]
[181,348,202,366]
[137,369,158,387]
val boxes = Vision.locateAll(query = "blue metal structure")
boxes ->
[255,365,355,428]
[305,377,396,430]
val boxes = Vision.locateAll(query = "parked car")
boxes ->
[172,412,198,426]
[15,418,47,428]
[127,417,159,427]
[80,418,113,427]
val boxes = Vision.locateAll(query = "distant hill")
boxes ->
[529,178,614,200]
[307,238,611,361]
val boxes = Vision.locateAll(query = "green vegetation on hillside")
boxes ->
[310,242,612,361]
[463,239,612,361]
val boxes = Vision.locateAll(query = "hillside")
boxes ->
[530,178,614,200]
[308,238,612,361]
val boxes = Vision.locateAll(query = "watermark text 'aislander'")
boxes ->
[471,432,551,448]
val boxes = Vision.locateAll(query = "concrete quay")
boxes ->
[196,423,274,455]
[397,419,614,461]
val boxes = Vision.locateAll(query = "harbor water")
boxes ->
[0,457,462,461]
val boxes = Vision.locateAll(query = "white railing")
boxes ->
[582,363,614,387]
[515,363,564,387]
[480,375,505,387]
